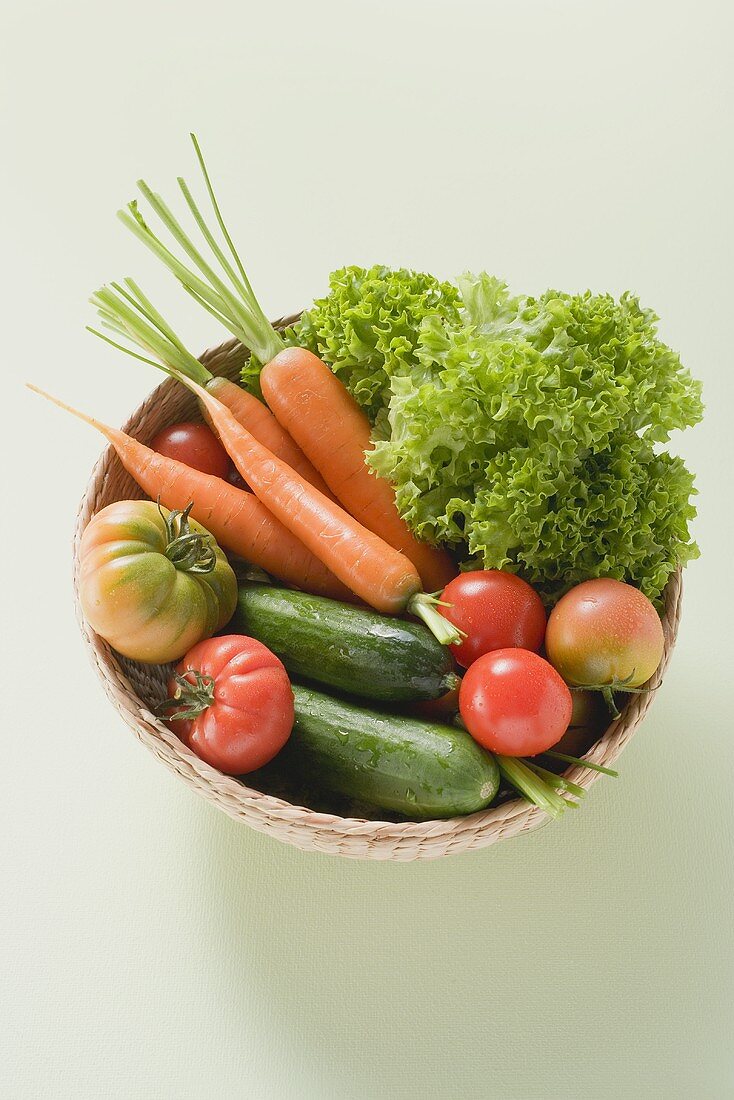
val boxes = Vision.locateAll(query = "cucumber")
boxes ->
[231,584,458,702]
[287,684,500,819]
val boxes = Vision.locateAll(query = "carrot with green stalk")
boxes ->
[88,281,463,643]
[117,134,455,593]
[88,272,331,498]
[27,385,350,600]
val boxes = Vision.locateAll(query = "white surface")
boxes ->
[3,1,733,1097]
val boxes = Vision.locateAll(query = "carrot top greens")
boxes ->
[117,134,284,367]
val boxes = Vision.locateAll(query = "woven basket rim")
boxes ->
[72,324,684,859]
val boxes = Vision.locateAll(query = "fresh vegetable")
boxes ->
[112,137,452,591]
[30,387,350,600]
[286,684,500,818]
[78,499,236,663]
[231,583,459,703]
[459,649,572,756]
[545,578,665,714]
[90,284,332,497]
[260,347,456,592]
[283,264,461,430]
[177,371,449,625]
[98,149,334,499]
[438,570,546,669]
[160,635,293,774]
[150,421,230,479]
[86,283,461,643]
[55,133,694,825]
[294,269,702,604]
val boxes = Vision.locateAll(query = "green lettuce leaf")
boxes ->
[281,265,460,432]
[244,264,702,603]
[368,273,702,602]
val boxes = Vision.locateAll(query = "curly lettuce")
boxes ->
[283,265,460,431]
[368,274,702,602]
[246,265,702,603]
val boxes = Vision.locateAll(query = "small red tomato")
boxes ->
[151,422,231,480]
[439,570,547,669]
[164,635,294,775]
[545,579,664,689]
[459,648,572,756]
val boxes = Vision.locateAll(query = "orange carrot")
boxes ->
[85,276,462,642]
[204,374,322,478]
[114,138,451,587]
[170,374,460,641]
[197,374,334,497]
[89,286,332,497]
[260,348,457,592]
[185,377,418,611]
[28,386,350,600]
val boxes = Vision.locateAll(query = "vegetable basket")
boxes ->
[73,321,683,861]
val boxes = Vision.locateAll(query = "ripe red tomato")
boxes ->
[439,570,547,669]
[163,635,294,775]
[545,579,664,689]
[151,422,231,480]
[459,648,572,756]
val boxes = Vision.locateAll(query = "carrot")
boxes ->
[116,136,454,591]
[88,285,332,498]
[178,373,423,614]
[205,376,333,497]
[27,385,351,601]
[95,137,462,639]
[260,347,457,592]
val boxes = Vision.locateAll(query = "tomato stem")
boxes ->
[602,685,621,719]
[158,670,216,721]
[569,674,660,719]
[159,500,217,574]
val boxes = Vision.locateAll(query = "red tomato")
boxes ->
[151,422,231,480]
[459,648,572,756]
[545,579,664,689]
[439,570,547,669]
[164,635,294,775]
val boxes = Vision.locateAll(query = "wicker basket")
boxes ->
[73,324,683,861]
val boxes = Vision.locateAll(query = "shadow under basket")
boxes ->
[73,325,683,861]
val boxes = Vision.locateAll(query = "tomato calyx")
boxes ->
[159,500,217,574]
[569,675,660,719]
[158,669,216,722]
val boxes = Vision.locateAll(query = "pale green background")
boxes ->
[3,1,733,1097]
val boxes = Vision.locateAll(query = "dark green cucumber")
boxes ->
[287,685,500,819]
[231,584,459,703]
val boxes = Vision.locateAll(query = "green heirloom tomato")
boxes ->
[79,500,237,663]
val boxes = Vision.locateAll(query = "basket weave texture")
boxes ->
[73,323,683,861]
